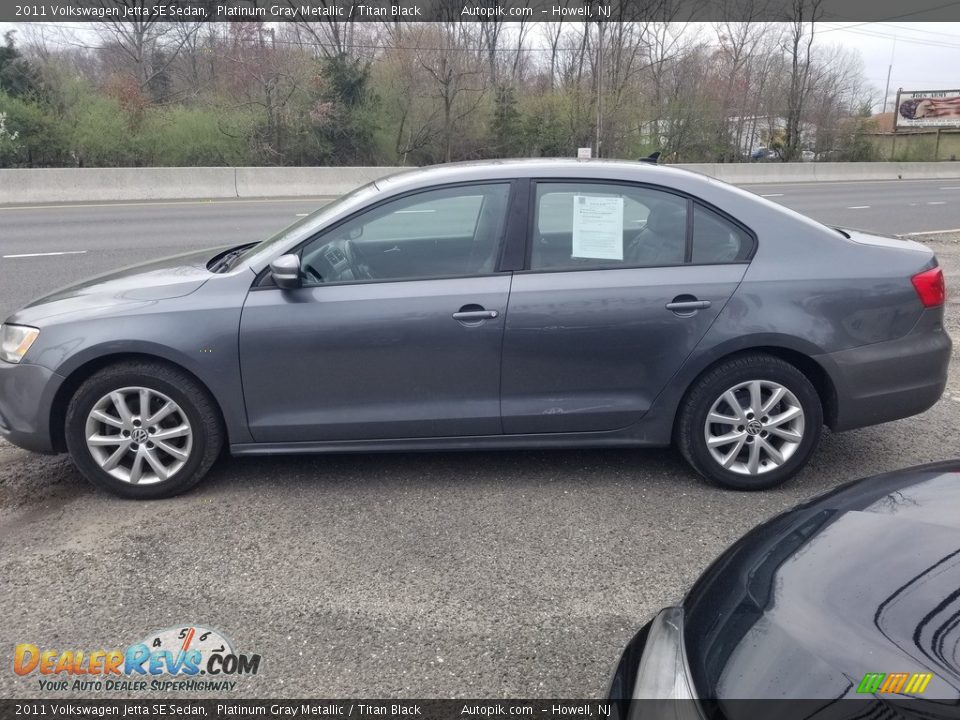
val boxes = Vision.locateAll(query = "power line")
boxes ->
[874,21,960,38]
[819,22,960,48]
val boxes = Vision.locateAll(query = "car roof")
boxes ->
[373,158,713,193]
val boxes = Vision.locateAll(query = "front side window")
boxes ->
[299,183,510,284]
[532,183,689,271]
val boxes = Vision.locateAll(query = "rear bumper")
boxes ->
[0,360,64,454]
[821,309,952,432]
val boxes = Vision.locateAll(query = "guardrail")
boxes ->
[1,162,959,205]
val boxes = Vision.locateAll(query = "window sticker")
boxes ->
[571,195,624,260]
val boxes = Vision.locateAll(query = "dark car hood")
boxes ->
[683,462,960,703]
[7,247,221,326]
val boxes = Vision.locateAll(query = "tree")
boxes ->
[489,85,525,157]
[782,0,823,161]
[414,24,485,163]
[92,2,199,97]
[308,53,380,164]
[0,31,37,98]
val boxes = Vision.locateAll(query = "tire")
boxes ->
[677,353,823,491]
[65,361,223,499]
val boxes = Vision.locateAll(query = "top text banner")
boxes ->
[5,0,960,22]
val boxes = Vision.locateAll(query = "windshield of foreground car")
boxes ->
[216,180,382,272]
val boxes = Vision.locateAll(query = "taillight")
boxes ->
[911,267,946,308]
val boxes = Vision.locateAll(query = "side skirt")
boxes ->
[230,431,669,456]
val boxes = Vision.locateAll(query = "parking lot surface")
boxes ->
[0,217,957,697]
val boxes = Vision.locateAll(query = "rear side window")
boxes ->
[692,204,752,264]
[531,181,754,271]
[532,183,688,271]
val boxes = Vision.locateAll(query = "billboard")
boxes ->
[895,89,960,129]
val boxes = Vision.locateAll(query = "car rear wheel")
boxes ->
[65,361,223,499]
[677,354,823,490]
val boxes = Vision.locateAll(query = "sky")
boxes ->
[818,22,960,106]
[2,19,959,108]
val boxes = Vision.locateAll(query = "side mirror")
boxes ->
[270,254,302,290]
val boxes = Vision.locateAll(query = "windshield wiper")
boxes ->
[209,243,257,273]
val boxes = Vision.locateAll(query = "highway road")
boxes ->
[2,176,960,319]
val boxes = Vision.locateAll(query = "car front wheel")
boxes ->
[65,361,223,499]
[677,354,823,490]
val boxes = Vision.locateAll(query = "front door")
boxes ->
[239,182,512,442]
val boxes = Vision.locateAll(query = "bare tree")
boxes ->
[413,24,485,163]
[782,0,823,161]
[92,0,199,93]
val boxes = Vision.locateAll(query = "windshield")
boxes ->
[227,180,382,270]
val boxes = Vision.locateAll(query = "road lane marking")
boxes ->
[3,250,88,258]
[760,193,784,197]
[847,205,870,209]
[295,213,309,216]
[941,186,960,190]
[904,227,960,236]
[927,201,947,205]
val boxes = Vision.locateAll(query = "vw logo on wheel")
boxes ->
[746,420,763,436]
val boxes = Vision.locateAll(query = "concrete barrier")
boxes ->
[0,167,237,204]
[673,161,960,184]
[233,166,405,198]
[677,163,821,184]
[2,162,960,205]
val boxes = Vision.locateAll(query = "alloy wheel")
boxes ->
[84,386,193,485]
[703,380,805,476]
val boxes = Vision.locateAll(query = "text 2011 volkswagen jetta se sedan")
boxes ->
[0,160,951,498]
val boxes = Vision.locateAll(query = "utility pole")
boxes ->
[882,37,896,114]
[595,22,603,158]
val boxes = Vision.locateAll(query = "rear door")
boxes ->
[500,181,753,434]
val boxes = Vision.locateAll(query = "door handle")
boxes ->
[452,309,499,321]
[665,299,712,312]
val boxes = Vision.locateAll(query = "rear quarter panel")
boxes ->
[622,177,938,444]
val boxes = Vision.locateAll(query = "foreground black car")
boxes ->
[610,461,960,718]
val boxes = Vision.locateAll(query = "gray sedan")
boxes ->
[0,160,951,498]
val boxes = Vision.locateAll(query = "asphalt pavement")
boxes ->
[0,177,958,699]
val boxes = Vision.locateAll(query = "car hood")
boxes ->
[683,462,960,703]
[6,247,221,326]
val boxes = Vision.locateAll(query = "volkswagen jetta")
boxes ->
[0,160,951,498]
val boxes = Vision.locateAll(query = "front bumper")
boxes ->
[0,360,64,454]
[821,309,952,432]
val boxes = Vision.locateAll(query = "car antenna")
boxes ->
[638,151,661,165]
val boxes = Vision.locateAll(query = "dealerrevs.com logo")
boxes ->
[13,625,261,692]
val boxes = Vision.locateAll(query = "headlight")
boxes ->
[0,324,40,364]
[628,607,704,719]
